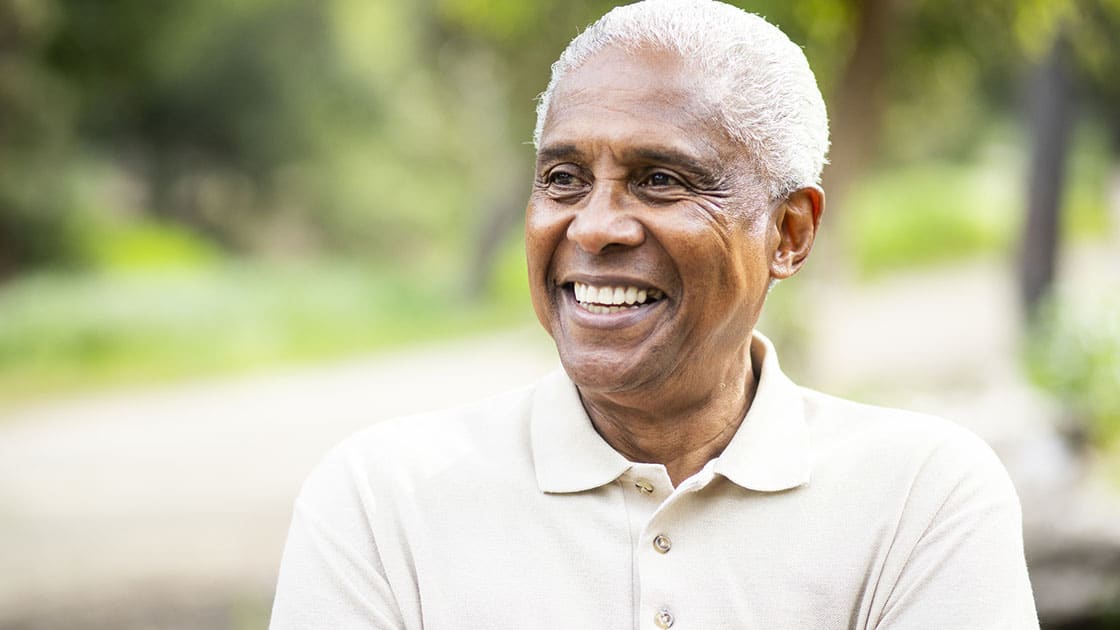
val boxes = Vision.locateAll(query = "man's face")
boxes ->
[526,47,780,399]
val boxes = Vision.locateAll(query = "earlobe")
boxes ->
[769,186,825,280]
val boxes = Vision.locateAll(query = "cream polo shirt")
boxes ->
[270,333,1039,629]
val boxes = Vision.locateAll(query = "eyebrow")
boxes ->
[535,144,581,165]
[536,143,711,171]
[627,147,712,175]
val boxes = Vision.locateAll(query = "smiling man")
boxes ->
[271,2,1038,628]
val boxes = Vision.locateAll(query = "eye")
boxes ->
[537,165,589,201]
[641,171,683,187]
[542,167,587,193]
[548,171,576,186]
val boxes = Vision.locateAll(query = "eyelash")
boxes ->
[542,168,684,189]
[547,171,579,186]
[641,172,682,187]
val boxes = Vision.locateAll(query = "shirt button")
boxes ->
[634,479,654,494]
[654,608,674,628]
[652,534,672,554]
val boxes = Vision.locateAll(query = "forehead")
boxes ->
[540,47,734,166]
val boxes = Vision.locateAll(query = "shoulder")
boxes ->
[347,381,536,461]
[797,391,1039,626]
[802,387,1002,463]
[800,387,1020,512]
[296,382,539,510]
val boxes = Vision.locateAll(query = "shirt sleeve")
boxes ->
[874,430,1040,630]
[270,443,406,630]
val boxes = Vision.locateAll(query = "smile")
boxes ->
[572,281,664,314]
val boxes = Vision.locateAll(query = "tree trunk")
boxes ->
[810,0,897,280]
[1019,31,1074,320]
[820,0,895,217]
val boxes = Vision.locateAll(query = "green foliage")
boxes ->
[0,0,494,269]
[1062,120,1115,239]
[2,0,1116,276]
[86,221,221,271]
[0,159,88,272]
[485,230,532,309]
[1025,293,1120,447]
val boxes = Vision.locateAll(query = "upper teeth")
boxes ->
[574,282,663,306]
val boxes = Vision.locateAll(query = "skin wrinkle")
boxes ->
[526,45,823,485]
[535,114,742,212]
[536,153,733,196]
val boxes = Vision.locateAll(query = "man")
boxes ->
[271,1,1039,628]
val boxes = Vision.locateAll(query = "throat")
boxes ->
[578,368,757,486]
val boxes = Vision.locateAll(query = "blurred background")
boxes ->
[0,0,1117,627]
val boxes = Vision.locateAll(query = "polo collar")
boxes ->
[530,369,632,493]
[529,331,811,494]
[711,332,811,492]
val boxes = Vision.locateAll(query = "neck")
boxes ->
[579,344,758,487]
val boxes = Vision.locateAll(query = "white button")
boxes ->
[653,534,672,554]
[655,608,674,628]
[634,479,654,494]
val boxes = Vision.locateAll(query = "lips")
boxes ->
[571,281,665,314]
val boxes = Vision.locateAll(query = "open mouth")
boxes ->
[568,281,665,314]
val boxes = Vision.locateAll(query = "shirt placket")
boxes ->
[619,463,673,629]
[629,461,719,629]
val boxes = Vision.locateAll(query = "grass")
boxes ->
[0,257,536,409]
[842,159,1016,276]
[842,124,1113,277]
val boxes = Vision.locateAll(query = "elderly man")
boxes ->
[271,1,1038,628]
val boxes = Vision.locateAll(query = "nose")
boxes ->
[565,181,645,255]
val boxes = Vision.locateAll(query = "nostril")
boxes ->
[565,188,645,254]
[566,213,645,255]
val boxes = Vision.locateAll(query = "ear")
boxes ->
[769,185,824,280]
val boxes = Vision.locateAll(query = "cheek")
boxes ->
[524,202,574,328]
[672,225,769,305]
[524,203,569,276]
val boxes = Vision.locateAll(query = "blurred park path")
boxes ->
[0,328,561,628]
[1,242,1118,628]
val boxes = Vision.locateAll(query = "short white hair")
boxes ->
[533,0,829,201]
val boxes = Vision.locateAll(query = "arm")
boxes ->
[270,445,406,630]
[874,432,1039,629]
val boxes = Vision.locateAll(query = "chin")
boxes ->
[555,345,662,395]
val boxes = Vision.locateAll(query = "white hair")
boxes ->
[533,0,829,201]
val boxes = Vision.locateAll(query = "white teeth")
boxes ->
[572,282,663,310]
[582,304,639,314]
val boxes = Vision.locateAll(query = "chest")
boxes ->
[384,474,894,630]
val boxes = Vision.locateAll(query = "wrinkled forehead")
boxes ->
[540,46,737,162]
[549,46,717,114]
